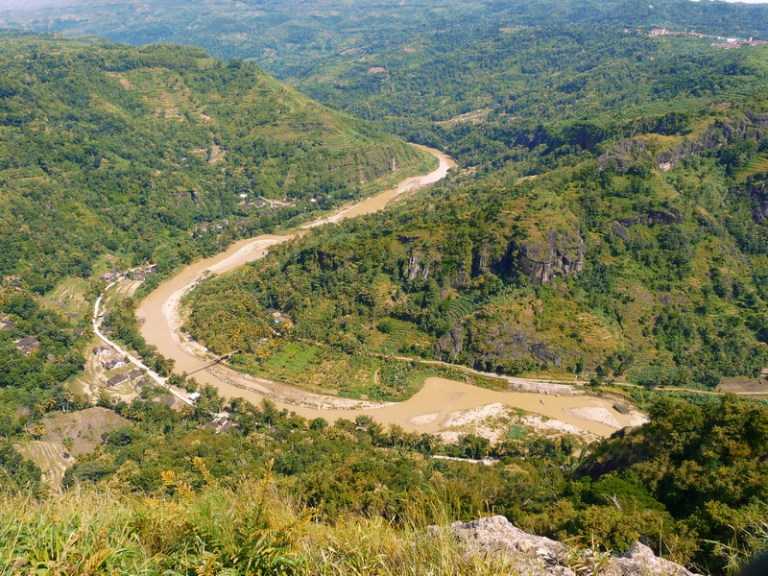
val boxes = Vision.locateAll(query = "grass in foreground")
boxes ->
[0,477,512,576]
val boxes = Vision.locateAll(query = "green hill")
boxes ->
[0,34,430,293]
[7,0,768,160]
[187,56,768,396]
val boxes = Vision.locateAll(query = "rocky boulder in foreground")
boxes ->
[446,516,699,576]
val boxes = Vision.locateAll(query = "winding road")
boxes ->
[94,277,195,406]
[135,145,645,438]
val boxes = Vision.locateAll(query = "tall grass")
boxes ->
[0,478,512,576]
[298,497,515,576]
[711,517,768,576]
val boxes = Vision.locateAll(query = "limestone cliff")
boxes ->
[516,230,585,285]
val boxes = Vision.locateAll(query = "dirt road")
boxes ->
[137,145,643,438]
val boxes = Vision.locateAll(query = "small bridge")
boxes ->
[187,350,240,376]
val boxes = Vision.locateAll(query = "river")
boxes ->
[137,145,644,438]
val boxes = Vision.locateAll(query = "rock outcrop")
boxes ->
[749,177,768,223]
[435,324,465,358]
[441,321,564,372]
[605,542,700,576]
[517,230,585,285]
[617,207,682,228]
[445,516,700,576]
[598,138,653,174]
[405,250,432,282]
[448,516,574,575]
[656,116,768,171]
[601,114,768,175]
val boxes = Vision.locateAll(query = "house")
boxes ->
[100,271,120,283]
[106,373,129,388]
[205,412,236,434]
[269,310,293,330]
[649,27,670,37]
[102,357,127,370]
[0,317,15,331]
[127,369,145,381]
[93,345,112,356]
[15,336,40,356]
[128,264,158,282]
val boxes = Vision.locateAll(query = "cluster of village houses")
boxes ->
[648,27,768,49]
[2,263,198,402]
[100,264,158,284]
[93,345,147,388]
[1,264,159,359]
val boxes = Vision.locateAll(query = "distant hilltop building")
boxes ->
[712,37,768,49]
[647,25,767,49]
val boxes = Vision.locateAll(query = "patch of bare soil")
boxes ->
[16,440,71,490]
[208,143,226,164]
[567,406,621,428]
[521,415,584,436]
[41,407,129,456]
[156,91,182,120]
[717,373,768,396]
[106,73,134,90]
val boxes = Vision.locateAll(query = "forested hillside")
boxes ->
[6,0,768,78]
[0,34,428,293]
[187,43,768,394]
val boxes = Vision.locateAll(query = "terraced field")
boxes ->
[15,408,129,491]
[736,153,768,181]
[15,440,71,490]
